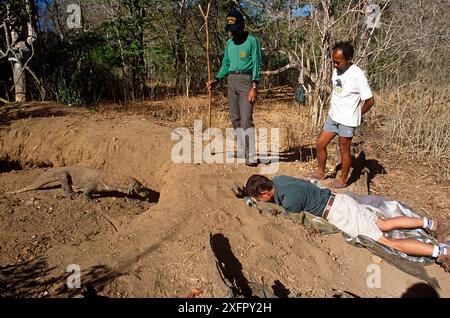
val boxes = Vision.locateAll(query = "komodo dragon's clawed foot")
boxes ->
[125,197,141,204]
[68,193,81,200]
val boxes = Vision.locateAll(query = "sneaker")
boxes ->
[436,254,450,273]
[432,218,450,242]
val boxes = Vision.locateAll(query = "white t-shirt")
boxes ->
[329,64,373,127]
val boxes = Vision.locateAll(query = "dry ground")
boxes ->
[0,100,448,298]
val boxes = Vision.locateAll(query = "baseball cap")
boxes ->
[225,10,244,32]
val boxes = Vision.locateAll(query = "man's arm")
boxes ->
[356,68,374,116]
[361,97,375,115]
[248,37,262,103]
[216,41,231,81]
[251,37,261,83]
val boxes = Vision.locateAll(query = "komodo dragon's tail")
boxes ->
[7,177,58,195]
[7,170,61,195]
[7,186,41,195]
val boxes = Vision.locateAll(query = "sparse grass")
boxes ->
[368,83,449,182]
[98,96,319,151]
[95,86,449,182]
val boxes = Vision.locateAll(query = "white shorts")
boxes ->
[327,193,383,241]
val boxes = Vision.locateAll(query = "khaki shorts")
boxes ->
[327,193,383,241]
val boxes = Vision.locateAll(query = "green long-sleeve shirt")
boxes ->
[216,34,261,82]
[273,175,331,217]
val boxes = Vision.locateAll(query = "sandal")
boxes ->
[306,171,325,180]
[329,179,347,189]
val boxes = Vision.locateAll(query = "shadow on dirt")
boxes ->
[96,188,160,203]
[209,233,286,298]
[278,146,317,163]
[0,159,53,174]
[0,256,121,298]
[271,280,290,298]
[401,283,440,298]
[0,102,70,127]
[332,151,387,191]
[0,159,23,173]
[210,233,252,297]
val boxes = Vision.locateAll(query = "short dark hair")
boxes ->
[332,41,354,60]
[245,175,274,197]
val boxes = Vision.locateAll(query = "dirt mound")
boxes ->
[0,102,448,298]
[0,102,172,191]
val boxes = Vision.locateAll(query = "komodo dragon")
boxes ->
[7,165,152,201]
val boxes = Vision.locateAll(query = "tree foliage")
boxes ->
[0,0,448,107]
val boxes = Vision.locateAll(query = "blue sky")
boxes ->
[292,3,317,17]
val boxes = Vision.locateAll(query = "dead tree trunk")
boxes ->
[312,0,334,126]
[12,59,26,102]
[1,0,38,102]
[357,0,387,74]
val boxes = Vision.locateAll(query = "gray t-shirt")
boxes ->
[272,175,331,217]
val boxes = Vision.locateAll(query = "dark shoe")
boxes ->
[436,254,450,273]
[245,159,259,167]
[432,218,450,242]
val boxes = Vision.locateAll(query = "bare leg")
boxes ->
[377,217,424,232]
[337,136,352,185]
[308,131,336,179]
[377,236,433,256]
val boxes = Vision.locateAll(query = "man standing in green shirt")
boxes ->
[206,9,262,167]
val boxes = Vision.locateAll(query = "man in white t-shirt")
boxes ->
[307,42,375,188]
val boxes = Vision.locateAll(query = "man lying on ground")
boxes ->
[244,174,450,271]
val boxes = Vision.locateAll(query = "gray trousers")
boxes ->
[227,74,255,159]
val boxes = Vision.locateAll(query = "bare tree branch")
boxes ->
[262,62,299,76]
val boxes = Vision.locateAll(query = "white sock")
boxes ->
[432,245,448,258]
[423,217,434,230]
[432,246,439,257]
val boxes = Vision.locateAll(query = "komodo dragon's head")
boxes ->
[129,179,153,200]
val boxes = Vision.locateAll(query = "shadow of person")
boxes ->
[278,146,317,163]
[401,283,440,298]
[210,233,252,297]
[332,151,387,192]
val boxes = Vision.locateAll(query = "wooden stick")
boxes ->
[199,2,212,129]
